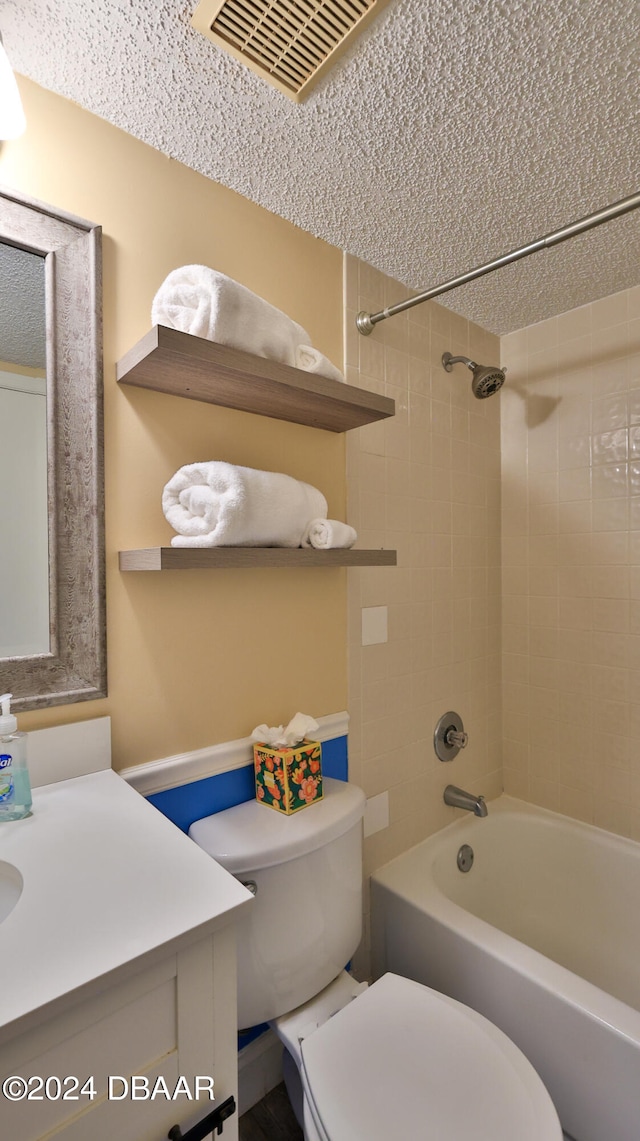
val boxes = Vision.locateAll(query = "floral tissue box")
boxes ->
[253,739,323,815]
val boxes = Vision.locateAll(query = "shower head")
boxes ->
[442,353,506,399]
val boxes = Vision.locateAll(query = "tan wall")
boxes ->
[0,77,346,768]
[501,284,640,840]
[344,256,503,892]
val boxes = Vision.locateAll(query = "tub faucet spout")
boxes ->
[444,784,488,817]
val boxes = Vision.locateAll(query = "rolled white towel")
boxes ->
[152,265,311,367]
[162,461,328,548]
[301,518,357,550]
[295,344,345,383]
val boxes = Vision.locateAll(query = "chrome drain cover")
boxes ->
[457,843,474,872]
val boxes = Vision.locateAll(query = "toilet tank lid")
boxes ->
[189,777,366,874]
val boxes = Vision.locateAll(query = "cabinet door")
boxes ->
[0,927,239,1141]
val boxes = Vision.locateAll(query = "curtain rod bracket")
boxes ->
[356,311,376,335]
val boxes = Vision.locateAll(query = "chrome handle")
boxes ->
[445,728,468,749]
[434,711,468,761]
[241,880,258,896]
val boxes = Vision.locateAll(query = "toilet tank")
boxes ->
[189,777,366,1029]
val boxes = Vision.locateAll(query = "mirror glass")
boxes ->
[0,189,106,711]
[0,243,49,656]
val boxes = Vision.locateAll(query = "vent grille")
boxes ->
[192,0,389,101]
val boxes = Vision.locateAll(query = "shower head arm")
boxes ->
[355,189,640,335]
[442,354,476,373]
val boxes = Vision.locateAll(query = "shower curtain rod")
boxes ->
[356,190,640,335]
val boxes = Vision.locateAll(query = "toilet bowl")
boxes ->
[190,778,562,1140]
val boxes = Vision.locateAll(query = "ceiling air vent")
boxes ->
[192,0,390,101]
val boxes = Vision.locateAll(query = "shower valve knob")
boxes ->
[434,711,468,762]
[445,728,468,749]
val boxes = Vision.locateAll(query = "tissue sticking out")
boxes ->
[251,712,319,750]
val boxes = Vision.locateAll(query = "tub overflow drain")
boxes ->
[457,844,474,873]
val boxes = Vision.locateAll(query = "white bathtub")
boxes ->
[370,795,640,1141]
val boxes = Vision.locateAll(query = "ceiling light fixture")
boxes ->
[0,32,26,140]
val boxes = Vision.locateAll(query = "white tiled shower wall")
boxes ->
[345,261,640,969]
[501,284,640,838]
[344,255,503,905]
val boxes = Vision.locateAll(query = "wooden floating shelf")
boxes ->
[117,325,395,433]
[119,547,397,571]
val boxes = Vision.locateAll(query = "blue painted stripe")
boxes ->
[238,1023,270,1051]
[147,733,348,833]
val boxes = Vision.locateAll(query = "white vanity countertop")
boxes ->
[0,769,252,1042]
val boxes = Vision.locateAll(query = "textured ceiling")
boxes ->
[0,243,46,370]
[3,0,639,334]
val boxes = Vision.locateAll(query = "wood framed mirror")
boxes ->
[0,186,106,710]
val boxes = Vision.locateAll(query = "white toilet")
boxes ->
[190,777,562,1141]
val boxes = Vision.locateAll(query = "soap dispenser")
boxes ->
[0,693,32,821]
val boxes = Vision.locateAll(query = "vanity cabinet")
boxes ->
[0,770,249,1141]
[0,926,238,1141]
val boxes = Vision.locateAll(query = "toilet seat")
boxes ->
[300,973,562,1141]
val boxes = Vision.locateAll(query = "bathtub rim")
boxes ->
[370,793,640,1046]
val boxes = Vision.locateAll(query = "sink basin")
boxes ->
[0,860,23,924]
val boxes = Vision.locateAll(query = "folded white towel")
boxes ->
[152,265,311,367]
[162,461,328,548]
[295,344,344,383]
[302,518,357,550]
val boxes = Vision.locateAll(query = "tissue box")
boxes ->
[253,739,323,815]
